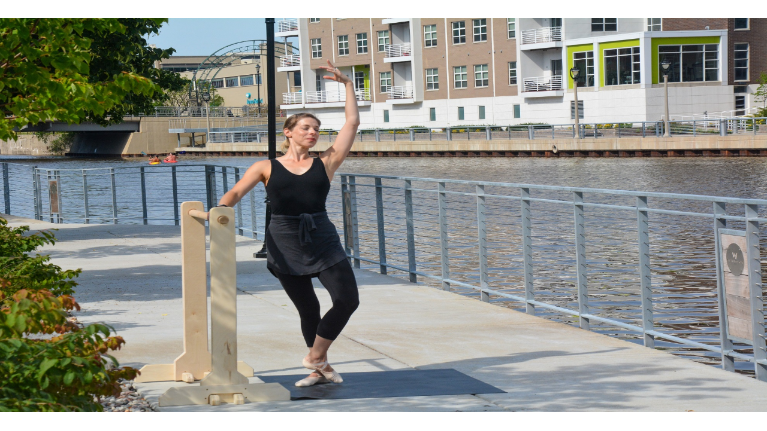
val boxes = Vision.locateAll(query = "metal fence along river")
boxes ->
[2,161,767,380]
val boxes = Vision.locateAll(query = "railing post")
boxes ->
[617,123,621,138]
[593,124,597,139]
[404,179,417,283]
[745,204,767,382]
[393,129,397,142]
[249,189,257,239]
[429,128,432,141]
[349,176,360,269]
[110,168,118,224]
[528,125,534,140]
[221,166,228,195]
[374,178,387,274]
[140,166,148,225]
[438,182,450,291]
[205,165,217,210]
[409,128,414,141]
[172,166,179,226]
[234,167,243,236]
[2,163,10,215]
[447,128,452,141]
[341,176,352,261]
[32,167,40,220]
[521,188,534,314]
[477,185,489,302]
[636,196,655,348]
[487,126,492,141]
[656,121,661,137]
[573,191,589,329]
[375,129,380,142]
[720,119,727,137]
[82,170,89,224]
[693,120,697,137]
[642,122,646,138]
[713,201,735,372]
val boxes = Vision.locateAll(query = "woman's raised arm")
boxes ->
[319,60,360,179]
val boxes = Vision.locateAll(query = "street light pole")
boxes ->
[256,63,262,118]
[661,59,671,138]
[255,18,277,259]
[570,67,581,139]
[201,89,211,143]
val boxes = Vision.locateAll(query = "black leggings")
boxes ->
[274,259,359,347]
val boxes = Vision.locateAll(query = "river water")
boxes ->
[4,154,767,375]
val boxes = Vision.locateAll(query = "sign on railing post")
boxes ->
[713,202,736,371]
[745,205,767,381]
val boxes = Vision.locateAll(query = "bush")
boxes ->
[0,217,137,412]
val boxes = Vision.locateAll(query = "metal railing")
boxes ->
[337,172,767,381]
[280,55,301,68]
[384,43,412,58]
[148,106,275,118]
[523,75,563,92]
[283,92,302,104]
[277,19,298,33]
[387,86,413,99]
[520,26,562,44]
[680,107,760,121]
[302,89,371,103]
[168,117,268,131]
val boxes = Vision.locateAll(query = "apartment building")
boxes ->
[277,18,766,129]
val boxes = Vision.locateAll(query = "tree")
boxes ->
[164,78,224,108]
[0,19,169,141]
[81,19,187,125]
[754,72,767,116]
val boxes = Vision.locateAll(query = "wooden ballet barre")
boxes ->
[188,209,230,225]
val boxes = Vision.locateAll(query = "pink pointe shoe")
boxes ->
[302,358,344,383]
[295,374,329,387]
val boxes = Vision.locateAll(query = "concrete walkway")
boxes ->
[7,214,767,412]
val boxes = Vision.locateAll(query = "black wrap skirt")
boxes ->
[266,211,348,277]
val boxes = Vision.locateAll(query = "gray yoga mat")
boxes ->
[258,368,505,400]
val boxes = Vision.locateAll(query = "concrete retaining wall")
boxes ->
[0,134,53,156]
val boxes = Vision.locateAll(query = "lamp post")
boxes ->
[255,18,276,259]
[570,66,581,139]
[201,89,211,142]
[661,59,671,137]
[256,63,262,118]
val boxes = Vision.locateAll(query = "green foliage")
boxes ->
[0,289,137,412]
[0,218,80,299]
[0,19,165,141]
[0,217,137,412]
[754,72,767,109]
[32,131,77,154]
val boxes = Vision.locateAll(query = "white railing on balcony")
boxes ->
[387,85,413,99]
[277,19,298,33]
[283,92,302,104]
[280,55,301,68]
[305,89,371,103]
[384,43,412,58]
[520,26,562,44]
[522,75,563,92]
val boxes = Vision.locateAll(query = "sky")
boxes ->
[146,19,270,56]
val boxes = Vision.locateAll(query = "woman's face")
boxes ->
[285,117,320,149]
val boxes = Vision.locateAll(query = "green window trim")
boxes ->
[598,39,640,87]
[650,36,720,84]
[566,44,593,89]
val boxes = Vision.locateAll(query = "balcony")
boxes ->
[522,75,564,98]
[283,92,302,105]
[520,27,563,50]
[306,89,371,103]
[278,54,301,72]
[382,18,410,24]
[276,19,299,37]
[383,43,412,62]
[386,85,414,104]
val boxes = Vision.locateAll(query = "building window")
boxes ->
[734,19,749,30]
[310,18,320,23]
[424,25,437,47]
[454,66,467,88]
[430,107,436,122]
[507,18,516,38]
[591,18,617,32]
[240,75,254,86]
[604,47,640,85]
[513,104,520,118]
[225,76,239,87]
[458,107,464,121]
[356,33,368,54]
[338,35,349,56]
[570,101,584,119]
[474,64,489,87]
[316,73,322,92]
[734,85,748,93]
[735,95,746,115]
[508,61,517,85]
[734,43,749,81]
[426,68,439,90]
[211,78,224,89]
[658,44,719,82]
[377,30,389,52]
[572,51,595,87]
[473,19,487,42]
[383,110,389,123]
[294,71,301,87]
[311,38,322,58]
[380,71,391,93]
[479,106,485,120]
[452,21,466,44]
[647,18,662,31]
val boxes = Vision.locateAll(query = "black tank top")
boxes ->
[266,158,330,216]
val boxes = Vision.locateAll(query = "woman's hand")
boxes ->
[319,60,352,85]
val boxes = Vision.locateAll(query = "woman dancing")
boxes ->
[214,60,360,387]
